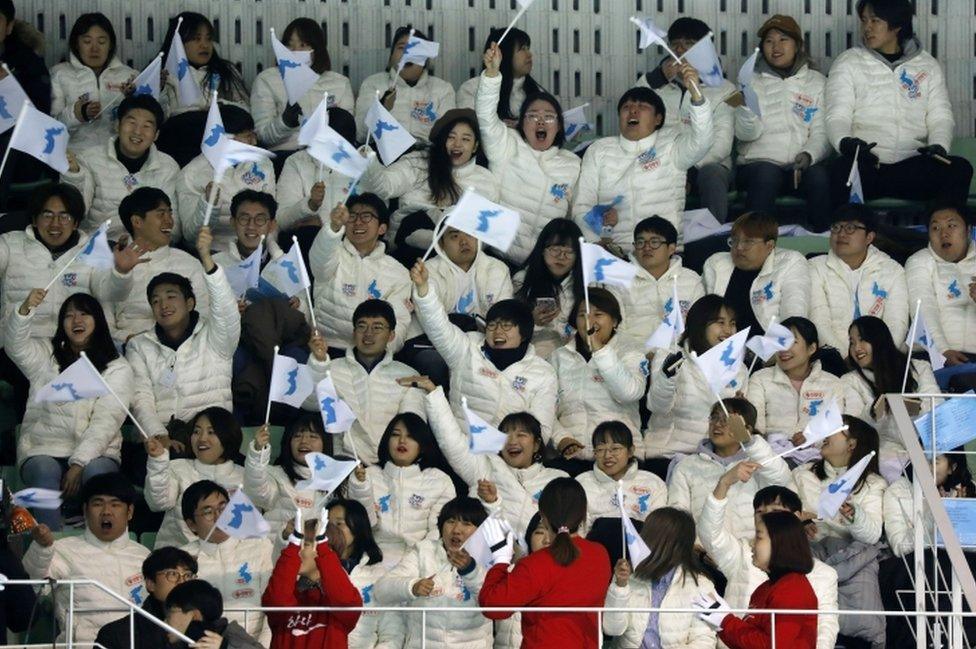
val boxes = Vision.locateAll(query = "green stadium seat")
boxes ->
[240,425,285,463]
[140,532,156,550]
[950,136,976,204]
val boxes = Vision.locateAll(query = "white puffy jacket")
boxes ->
[306,352,426,465]
[212,234,285,271]
[374,538,493,649]
[905,243,976,354]
[177,153,277,250]
[348,462,454,549]
[0,226,131,348]
[457,74,526,116]
[243,441,330,536]
[825,39,954,164]
[734,64,831,166]
[347,550,409,649]
[308,225,412,351]
[276,149,356,231]
[573,99,713,252]
[576,461,666,534]
[612,257,704,349]
[161,67,249,117]
[61,139,181,241]
[51,55,137,151]
[145,455,244,548]
[809,246,909,351]
[110,245,210,341]
[413,287,558,443]
[6,312,131,467]
[698,492,840,649]
[356,69,456,142]
[646,343,749,457]
[549,336,649,459]
[703,247,810,322]
[125,267,239,439]
[511,271,576,360]
[476,72,580,265]
[747,362,846,437]
[793,461,887,544]
[602,569,717,649]
[23,528,149,644]
[668,436,794,542]
[250,67,355,150]
[883,476,930,558]
[640,77,735,169]
[425,386,567,538]
[182,536,273,642]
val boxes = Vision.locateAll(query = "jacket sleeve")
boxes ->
[571,145,600,240]
[359,155,420,201]
[475,73,518,164]
[602,582,633,637]
[665,462,693,513]
[905,253,950,352]
[316,542,363,632]
[801,79,832,164]
[204,267,242,358]
[412,288,473,368]
[250,73,293,149]
[747,373,769,434]
[347,468,378,529]
[90,267,133,307]
[124,340,170,440]
[592,345,647,403]
[176,165,205,244]
[698,98,733,167]
[243,441,279,510]
[144,453,179,512]
[308,223,344,282]
[61,163,95,215]
[734,105,764,143]
[808,263,843,351]
[3,311,53,381]
[647,352,678,417]
[478,561,542,620]
[849,477,885,545]
[777,252,810,318]
[374,546,421,605]
[719,582,817,649]
[261,543,301,631]
[22,539,60,579]
[425,471,454,542]
[824,55,856,152]
[425,386,487,487]
[815,566,840,649]
[747,435,794,489]
[70,361,132,467]
[275,156,318,231]
[923,59,955,152]
[672,98,714,171]
[50,72,80,129]
[698,493,750,581]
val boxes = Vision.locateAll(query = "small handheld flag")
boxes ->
[817,451,876,520]
[691,327,751,397]
[131,53,164,100]
[298,93,330,146]
[307,125,369,181]
[905,302,945,372]
[580,239,637,289]
[498,0,536,45]
[461,396,508,455]
[270,28,319,105]
[617,482,651,566]
[214,489,271,539]
[562,103,593,142]
[296,452,358,493]
[463,514,516,568]
[223,236,263,298]
[681,33,724,87]
[0,66,28,136]
[745,321,795,362]
[630,16,675,57]
[76,221,115,271]
[441,188,521,254]
[165,17,204,107]
[201,92,227,169]
[737,48,762,117]
[582,196,623,236]
[254,238,311,299]
[11,487,62,510]
[645,279,685,351]
[847,146,864,205]
[6,102,69,173]
[397,32,440,73]
[34,356,109,403]
[268,352,315,409]
[316,373,357,435]
[365,95,416,165]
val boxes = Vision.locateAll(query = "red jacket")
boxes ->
[262,542,363,649]
[479,537,611,649]
[719,572,819,649]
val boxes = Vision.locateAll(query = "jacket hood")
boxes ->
[695,439,747,467]
[864,35,923,69]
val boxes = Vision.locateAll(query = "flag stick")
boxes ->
[617,483,626,558]
[290,235,318,332]
[265,345,279,426]
[579,237,594,349]
[343,176,361,205]
[422,187,472,261]
[201,522,217,544]
[690,350,731,418]
[746,317,777,375]
[901,299,922,394]
[498,5,530,45]
[760,425,849,465]
[0,99,29,185]
[671,30,711,99]
[846,145,861,187]
[390,30,415,90]
[202,173,222,228]
[39,238,93,296]
[317,161,326,183]
[79,352,151,440]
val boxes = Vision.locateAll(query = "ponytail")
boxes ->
[549,525,580,566]
[538,477,587,567]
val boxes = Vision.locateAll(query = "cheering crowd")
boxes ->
[0,0,972,647]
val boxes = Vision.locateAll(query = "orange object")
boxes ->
[9,506,37,534]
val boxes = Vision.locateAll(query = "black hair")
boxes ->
[591,420,634,451]
[427,112,487,205]
[498,411,544,464]
[119,187,171,236]
[680,294,737,355]
[524,511,544,551]
[848,316,916,396]
[28,182,85,226]
[942,451,976,497]
[274,412,327,485]
[180,479,229,523]
[481,27,544,121]
[230,189,277,220]
[668,17,711,42]
[328,107,358,148]
[146,272,195,304]
[571,287,621,358]
[927,202,972,228]
[710,397,758,433]
[516,91,566,148]
[779,316,821,368]
[485,298,535,344]
[0,1,14,22]
[616,87,667,125]
[634,507,703,584]
[812,414,880,493]
[856,0,915,44]
[634,216,678,245]
[161,12,248,102]
[830,203,878,234]
[217,104,254,135]
[346,192,390,227]
[515,218,585,310]
[282,18,331,74]
[753,485,803,513]
[143,547,198,581]
[326,499,383,566]
[539,477,587,567]
[436,495,488,531]
[188,407,244,465]
[80,472,136,506]
[353,299,396,330]
[376,412,455,476]
[117,94,165,131]
[165,579,223,622]
[68,13,117,65]
[52,293,119,373]
[761,510,813,582]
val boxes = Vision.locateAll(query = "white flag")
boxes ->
[905,309,945,371]
[365,96,416,165]
[682,34,724,87]
[201,92,227,169]
[11,487,62,510]
[316,375,357,434]
[817,451,876,520]
[801,397,845,448]
[745,322,795,362]
[164,17,203,107]
[0,69,28,136]
[296,452,358,492]
[257,239,311,299]
[562,104,592,142]
[215,489,271,539]
[463,515,515,569]
[444,189,521,253]
[223,237,263,298]
[580,240,637,289]
[630,16,670,52]
[270,28,320,105]
[644,282,685,350]
[34,356,108,403]
[618,483,650,566]
[582,195,624,236]
[9,103,69,173]
[298,93,329,147]
[692,327,751,395]
[397,32,440,72]
[461,397,508,455]
[268,352,315,408]
[307,125,369,181]
[214,137,275,180]
[848,163,864,204]
[77,221,115,270]
[737,48,762,117]
[131,53,163,100]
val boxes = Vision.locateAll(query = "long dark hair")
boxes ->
[571,287,621,359]
[68,13,117,66]
[680,294,737,356]
[52,293,118,373]
[812,415,880,493]
[779,316,821,368]
[635,507,703,584]
[538,477,586,567]
[327,499,383,567]
[480,27,543,121]
[848,316,917,396]
[161,12,248,101]
[188,407,244,465]
[274,412,327,485]
[281,18,331,74]
[515,218,585,307]
[427,113,487,205]
[376,413,465,495]
[762,511,814,582]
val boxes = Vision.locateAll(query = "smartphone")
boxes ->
[535,297,558,313]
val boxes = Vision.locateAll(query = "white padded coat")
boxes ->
[275,149,356,231]
[250,67,355,150]
[576,461,666,534]
[747,362,846,438]
[703,247,810,323]
[793,461,887,544]
[355,69,456,143]
[905,243,976,355]
[612,256,704,349]
[242,441,331,536]
[51,55,137,151]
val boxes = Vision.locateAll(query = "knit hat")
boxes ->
[428,108,478,144]
[758,15,803,45]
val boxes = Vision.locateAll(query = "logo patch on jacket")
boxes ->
[125,574,144,604]
[61,273,79,287]
[241,162,266,185]
[122,173,140,190]
[751,281,775,305]
[479,366,499,379]
[550,183,569,202]
[948,279,962,299]
[367,279,382,299]
[512,376,528,392]
[411,101,437,124]
[342,283,357,297]
[237,562,252,585]
[806,399,823,417]
[377,494,391,512]
[637,147,660,171]
[899,69,927,100]
[361,584,373,604]
[233,588,255,600]
[408,493,426,509]
[790,94,818,123]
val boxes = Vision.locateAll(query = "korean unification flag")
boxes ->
[562,104,592,142]
[801,397,845,448]
[737,48,762,117]
[365,96,416,165]
[746,322,796,362]
[34,356,108,403]
[214,136,275,180]
[692,327,751,395]
[817,451,876,520]
[848,162,864,205]
[164,17,203,107]
[580,240,637,289]
[215,489,271,539]
[682,34,725,87]
[8,103,69,173]
[76,221,115,270]
[256,240,310,299]
[268,352,315,408]
[223,237,263,298]
[0,69,29,136]
[397,32,440,72]
[905,309,945,371]
[618,483,651,566]
[296,452,358,492]
[298,93,329,147]
[307,125,369,181]
[316,375,357,434]
[645,282,685,350]
[201,92,228,169]
[444,189,521,253]
[461,396,508,455]
[630,16,669,51]
[11,487,62,510]
[131,53,164,99]
[270,28,320,105]
[582,195,623,236]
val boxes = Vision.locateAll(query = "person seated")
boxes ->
[637,17,735,222]
[62,94,180,241]
[23,473,150,645]
[163,580,263,649]
[307,299,425,464]
[825,0,972,208]
[309,196,412,354]
[95,547,198,649]
[457,27,540,119]
[810,204,908,354]
[110,188,210,342]
[734,15,832,229]
[573,78,712,253]
[50,13,138,152]
[126,226,239,442]
[179,480,272,642]
[211,190,287,277]
[702,211,810,335]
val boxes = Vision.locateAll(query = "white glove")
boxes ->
[314,506,329,547]
[482,516,515,566]
[692,592,732,629]
[287,508,304,547]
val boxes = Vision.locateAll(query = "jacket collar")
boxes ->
[926,242,976,266]
[83,527,134,551]
[592,459,638,484]
[106,137,160,171]
[695,439,746,466]
[826,244,884,272]
[770,360,823,387]
[629,255,683,282]
[68,53,127,74]
[862,35,923,70]
[382,462,421,482]
[617,129,661,154]
[341,235,387,260]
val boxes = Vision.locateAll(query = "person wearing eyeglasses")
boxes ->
[309,194,412,354]
[809,203,908,356]
[702,211,810,338]
[96,547,199,649]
